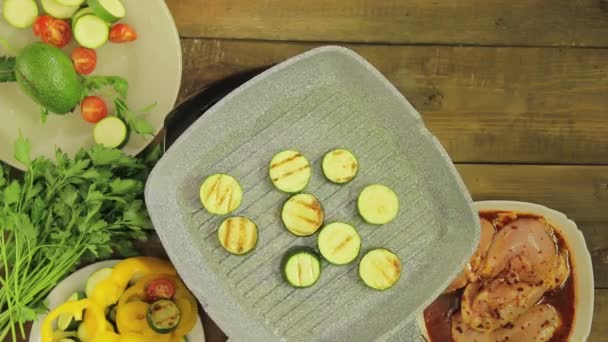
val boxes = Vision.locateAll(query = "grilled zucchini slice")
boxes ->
[147,299,181,334]
[199,174,243,215]
[357,184,399,225]
[359,248,402,290]
[269,150,311,193]
[322,148,358,184]
[317,222,361,265]
[281,193,324,237]
[281,247,322,288]
[217,216,258,255]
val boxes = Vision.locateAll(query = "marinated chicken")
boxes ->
[426,212,573,342]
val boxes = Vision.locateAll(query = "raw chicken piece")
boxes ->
[546,251,570,290]
[480,218,557,285]
[452,304,561,342]
[460,279,545,332]
[445,218,496,293]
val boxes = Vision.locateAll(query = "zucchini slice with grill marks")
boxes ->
[281,193,324,237]
[217,216,258,255]
[281,247,322,288]
[357,184,399,225]
[322,148,359,184]
[269,150,311,193]
[317,222,361,265]
[199,174,243,215]
[359,248,402,290]
[147,299,181,334]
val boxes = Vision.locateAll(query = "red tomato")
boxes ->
[146,278,176,301]
[109,24,138,43]
[71,47,97,75]
[41,19,71,48]
[80,96,108,123]
[33,15,53,37]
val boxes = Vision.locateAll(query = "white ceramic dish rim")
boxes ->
[28,260,206,342]
[417,200,594,341]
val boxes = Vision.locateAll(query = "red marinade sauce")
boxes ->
[422,211,575,342]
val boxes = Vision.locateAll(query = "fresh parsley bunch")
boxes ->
[0,137,160,341]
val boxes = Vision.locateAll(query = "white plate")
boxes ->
[0,0,182,170]
[29,260,206,342]
[418,200,594,341]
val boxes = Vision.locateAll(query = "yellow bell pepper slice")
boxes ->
[41,299,105,342]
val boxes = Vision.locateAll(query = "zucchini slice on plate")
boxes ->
[94,116,129,148]
[57,292,85,331]
[269,150,311,193]
[317,222,361,265]
[281,193,324,237]
[73,14,110,49]
[88,0,126,23]
[199,174,243,215]
[357,184,399,225]
[281,247,322,288]
[147,299,181,334]
[41,0,79,19]
[322,148,359,184]
[217,216,258,255]
[359,248,402,290]
[85,267,113,297]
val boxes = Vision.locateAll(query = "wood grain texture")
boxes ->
[166,0,608,47]
[592,289,608,341]
[178,39,608,164]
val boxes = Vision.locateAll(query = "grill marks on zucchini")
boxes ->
[318,222,361,265]
[281,194,324,237]
[147,299,181,334]
[269,150,311,193]
[218,216,258,255]
[359,249,402,290]
[322,149,359,184]
[281,247,322,288]
[199,174,243,215]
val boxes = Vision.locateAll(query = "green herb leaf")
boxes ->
[84,76,129,98]
[110,178,142,195]
[14,135,31,167]
[3,181,21,206]
[0,56,16,83]
[115,99,155,135]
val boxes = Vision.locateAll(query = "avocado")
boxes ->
[15,43,83,114]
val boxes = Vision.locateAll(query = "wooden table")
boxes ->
[159,1,608,341]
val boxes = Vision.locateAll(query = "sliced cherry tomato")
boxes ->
[146,278,176,301]
[71,47,97,75]
[41,19,72,48]
[81,96,108,123]
[33,15,53,37]
[109,23,137,43]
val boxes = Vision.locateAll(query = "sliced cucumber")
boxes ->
[322,148,359,184]
[269,150,311,193]
[57,292,85,331]
[56,0,86,6]
[87,0,125,23]
[73,14,109,49]
[359,248,401,291]
[147,299,181,334]
[94,116,128,148]
[217,216,258,255]
[72,7,94,26]
[85,267,113,297]
[317,222,361,265]
[199,174,243,215]
[41,0,79,19]
[3,0,38,28]
[281,247,321,288]
[281,193,324,237]
[357,184,399,225]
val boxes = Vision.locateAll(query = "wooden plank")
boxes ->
[166,0,608,47]
[178,39,608,164]
[592,289,608,341]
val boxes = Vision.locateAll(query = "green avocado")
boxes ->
[15,43,83,114]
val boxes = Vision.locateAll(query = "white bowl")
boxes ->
[418,200,594,341]
[28,260,205,342]
[0,0,182,170]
